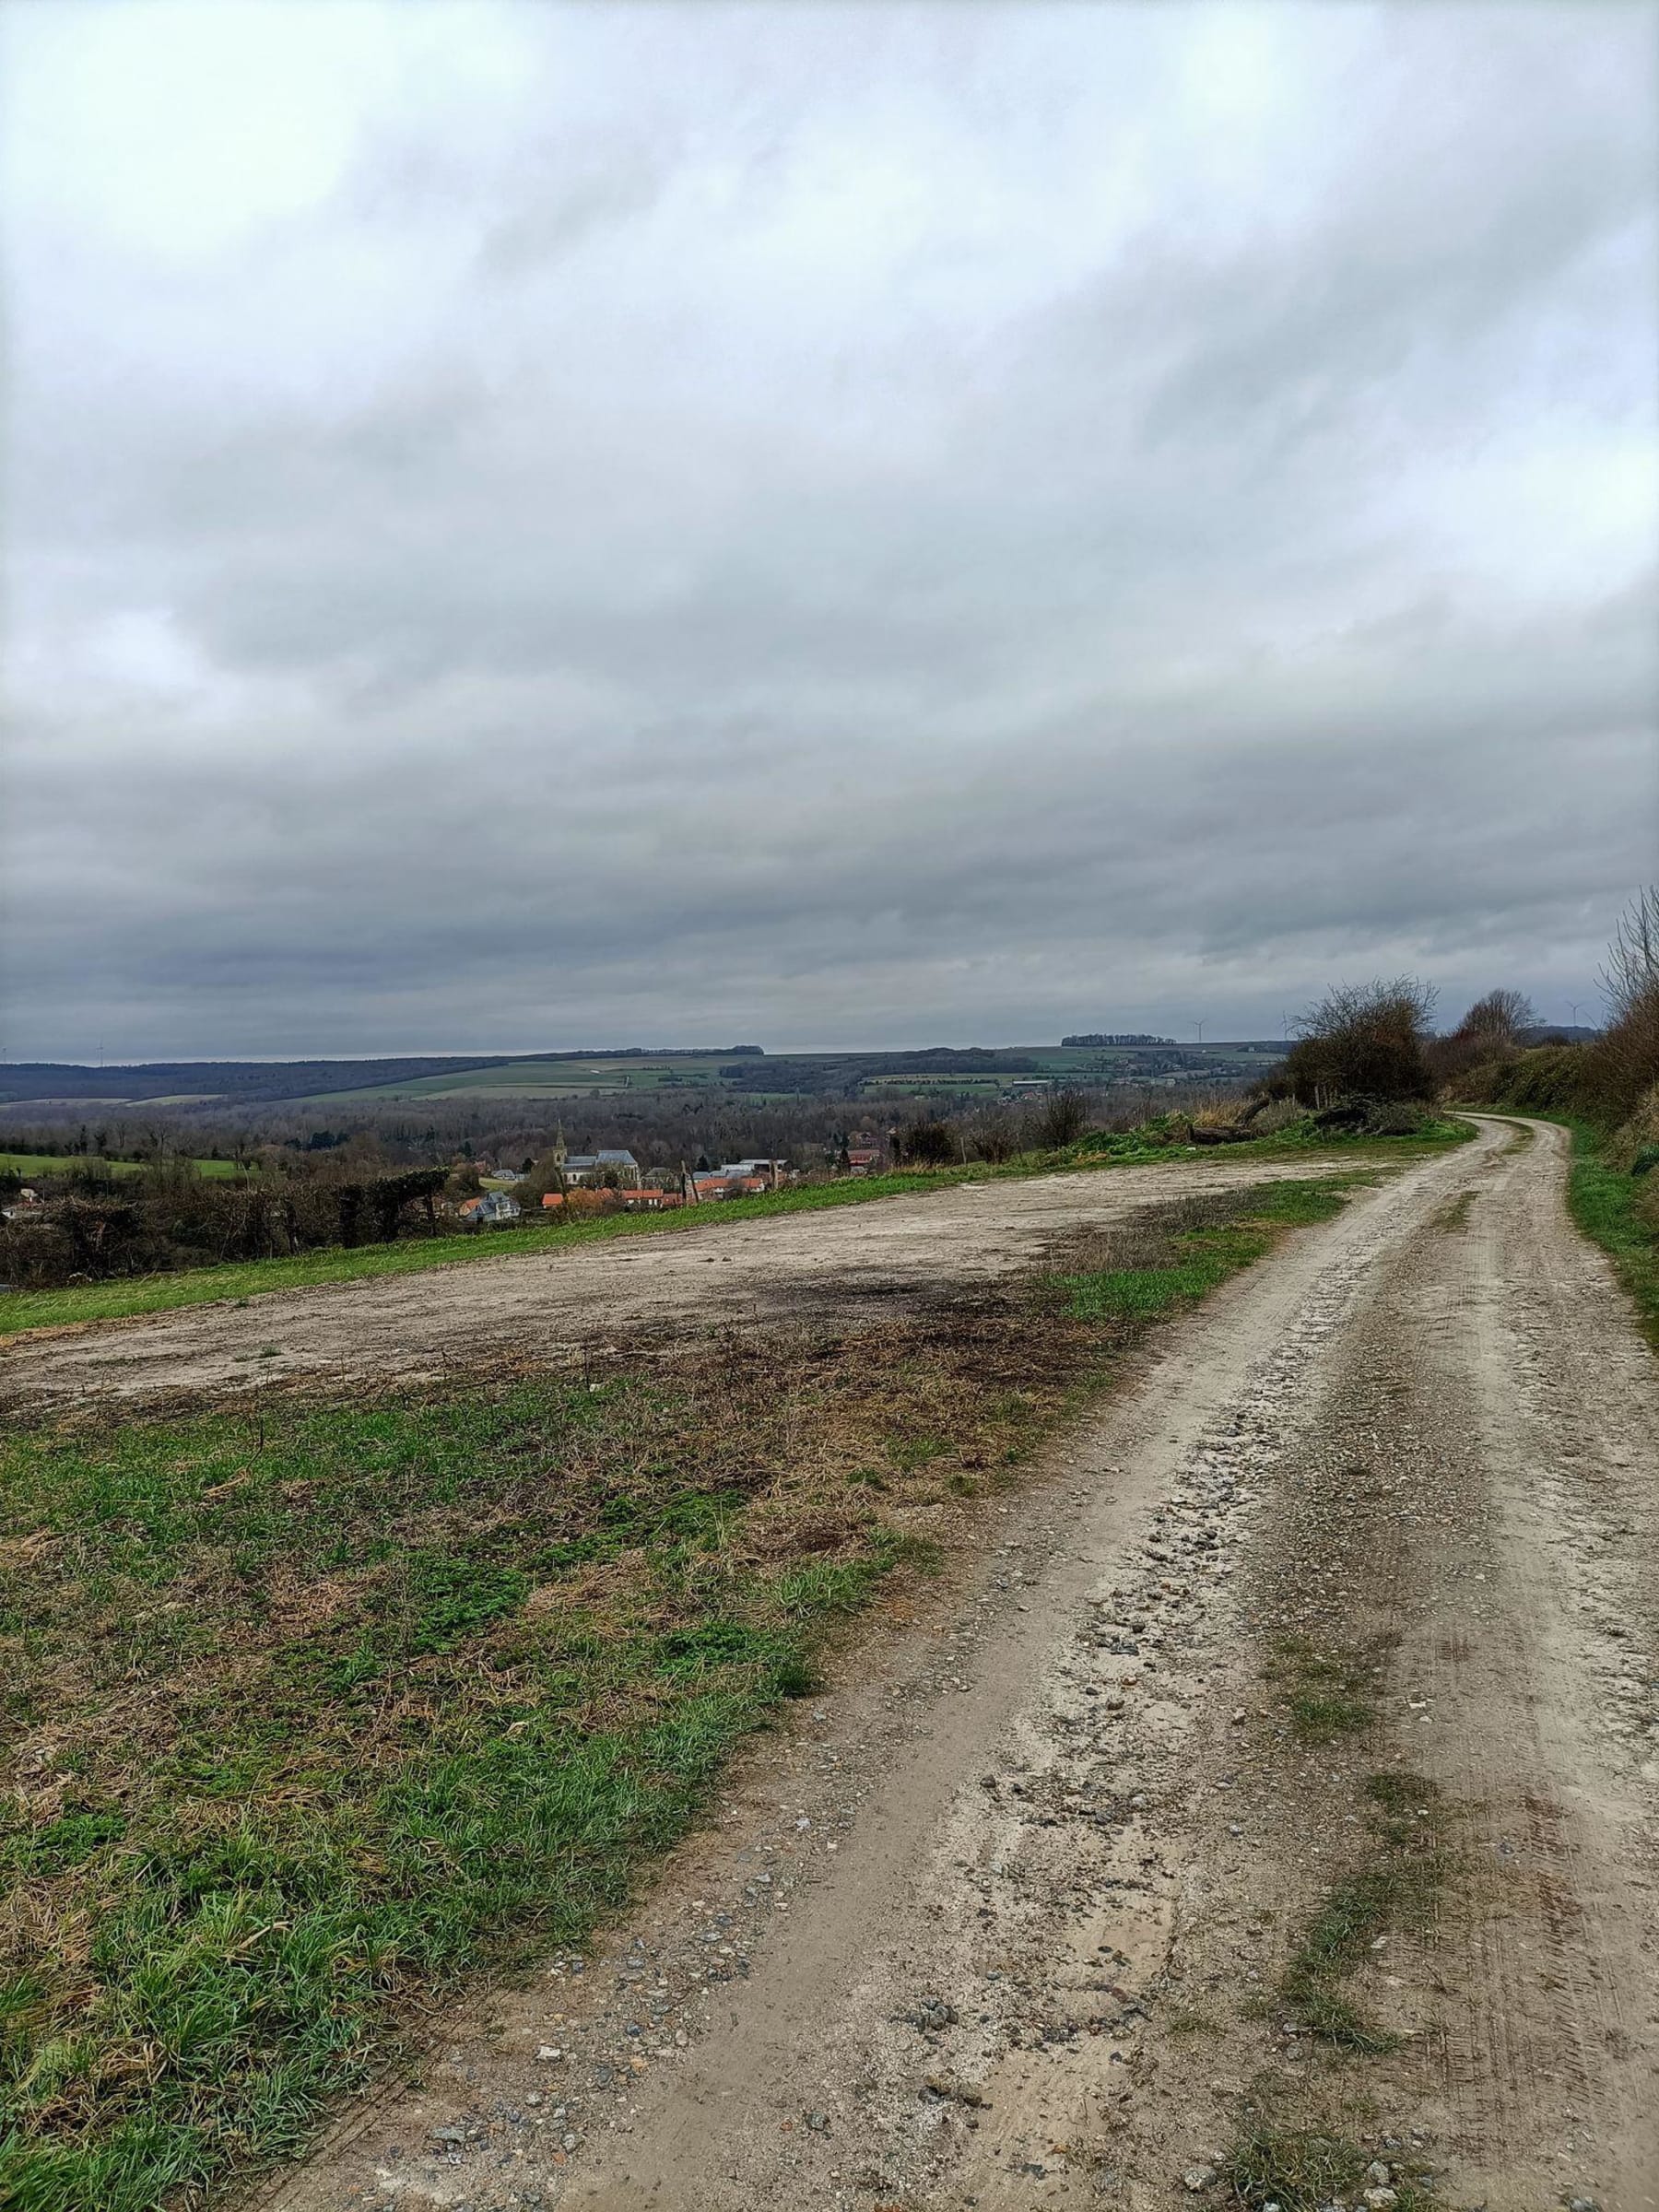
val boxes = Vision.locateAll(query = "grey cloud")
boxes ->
[4,2,1655,1061]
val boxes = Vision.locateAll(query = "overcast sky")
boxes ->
[3,1,1655,1060]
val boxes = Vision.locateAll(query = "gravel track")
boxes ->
[229,1118,1658,2210]
[0,1155,1369,1410]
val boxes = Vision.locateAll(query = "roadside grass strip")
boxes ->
[0,1128,1468,1340]
[1563,1121,1659,1347]
[1053,1179,1354,1324]
[0,1165,1419,2206]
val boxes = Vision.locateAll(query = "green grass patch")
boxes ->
[1221,2122,1439,2212]
[1221,2124,1370,2211]
[1167,2009,1224,2036]
[0,1364,925,2207]
[0,1266,1140,2208]
[1275,1772,1452,2053]
[1053,1178,1354,1323]
[0,1154,247,1182]
[1562,1120,1659,1348]
[1266,1633,1377,1743]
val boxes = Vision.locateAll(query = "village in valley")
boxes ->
[452,1129,884,1227]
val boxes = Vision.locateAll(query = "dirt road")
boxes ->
[0,1154,1369,1408]
[249,1116,1659,2212]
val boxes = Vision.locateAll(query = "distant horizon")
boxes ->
[0,1022,1603,1076]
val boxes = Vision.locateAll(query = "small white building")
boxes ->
[459,1190,521,1227]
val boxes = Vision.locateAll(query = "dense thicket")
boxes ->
[1277,980,1437,1105]
[0,1156,452,1290]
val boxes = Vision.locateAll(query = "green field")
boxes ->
[0,1153,247,1182]
[300,1042,1285,1106]
[311,1055,741,1102]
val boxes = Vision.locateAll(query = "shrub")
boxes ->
[1280,979,1437,1105]
[1359,1100,1430,1136]
[1246,1098,1304,1135]
[897,1120,958,1167]
[970,1123,1020,1163]
[1465,1042,1585,1113]
[1035,1088,1090,1147]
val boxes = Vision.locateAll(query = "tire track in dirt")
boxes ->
[1111,1116,1659,2212]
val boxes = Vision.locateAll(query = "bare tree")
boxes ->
[1583,887,1659,1124]
[1453,989,1535,1044]
[1601,886,1659,1024]
[1035,1087,1090,1147]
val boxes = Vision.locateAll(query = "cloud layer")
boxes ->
[4,1,1655,1057]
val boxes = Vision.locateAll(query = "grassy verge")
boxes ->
[1051,1178,1355,1323]
[0,1127,1465,1341]
[0,1171,1383,2209]
[1561,1121,1659,1347]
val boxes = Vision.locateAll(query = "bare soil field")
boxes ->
[242,1117,1659,2212]
[0,1155,1371,1411]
